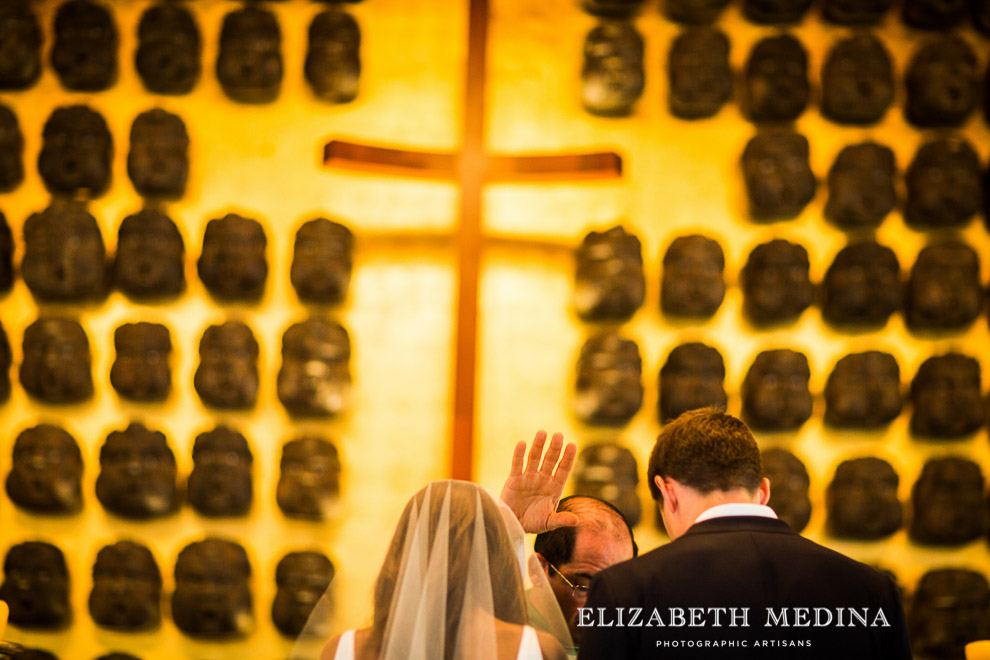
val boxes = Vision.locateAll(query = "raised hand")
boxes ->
[500,430,579,534]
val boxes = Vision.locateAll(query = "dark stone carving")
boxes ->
[668,27,732,119]
[194,321,259,409]
[290,217,353,304]
[743,34,809,122]
[0,320,10,402]
[741,131,815,219]
[740,239,813,324]
[277,318,351,417]
[19,317,93,404]
[664,0,730,23]
[581,21,645,117]
[826,457,902,539]
[277,436,341,520]
[305,9,360,103]
[573,443,641,527]
[909,569,990,660]
[658,342,727,423]
[824,352,902,428]
[95,654,141,660]
[112,208,185,300]
[88,541,161,631]
[272,551,335,637]
[37,105,113,197]
[9,650,59,660]
[135,2,201,95]
[821,241,901,327]
[911,457,988,546]
[910,353,986,439]
[50,0,117,92]
[0,104,24,191]
[660,234,725,317]
[906,242,984,331]
[741,349,812,431]
[742,0,813,23]
[905,137,982,229]
[761,448,811,533]
[824,142,896,229]
[173,539,253,638]
[0,542,70,629]
[902,0,968,29]
[822,0,893,24]
[574,333,643,425]
[574,226,645,321]
[110,322,171,401]
[905,35,978,128]
[22,201,106,302]
[0,213,11,293]
[95,423,178,519]
[5,425,82,514]
[0,2,42,89]
[820,35,894,125]
[976,0,990,34]
[197,214,268,301]
[216,5,282,103]
[582,0,645,17]
[187,426,254,517]
[127,108,189,200]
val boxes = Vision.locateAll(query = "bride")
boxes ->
[321,480,568,660]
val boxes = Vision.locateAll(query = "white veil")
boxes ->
[289,480,573,660]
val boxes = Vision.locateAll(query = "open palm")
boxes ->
[500,431,579,534]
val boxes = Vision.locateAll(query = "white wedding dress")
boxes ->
[332,625,544,660]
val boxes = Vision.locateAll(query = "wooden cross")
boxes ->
[324,0,622,480]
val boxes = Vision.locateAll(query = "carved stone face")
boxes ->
[581,21,645,117]
[95,423,178,519]
[0,2,42,89]
[96,654,142,660]
[658,342,727,423]
[22,201,106,301]
[110,322,171,401]
[906,35,978,128]
[37,105,113,196]
[821,241,901,326]
[573,443,641,527]
[127,108,189,199]
[743,35,809,122]
[822,0,893,24]
[272,551,335,637]
[197,214,268,301]
[0,542,70,629]
[187,426,253,517]
[173,539,253,638]
[581,0,645,17]
[661,235,725,317]
[5,425,82,514]
[911,457,988,546]
[50,0,117,91]
[976,0,990,33]
[902,0,968,29]
[277,318,351,417]
[136,3,201,95]
[216,5,282,103]
[194,321,259,409]
[742,0,813,23]
[909,570,990,660]
[824,142,896,228]
[88,541,161,630]
[290,218,353,304]
[741,131,815,219]
[826,457,902,539]
[761,448,811,533]
[305,9,360,103]
[19,317,93,403]
[574,333,643,425]
[910,353,985,439]
[665,0,730,23]
[113,209,185,299]
[741,239,813,324]
[824,352,902,428]
[0,318,10,401]
[574,226,645,321]
[820,35,894,125]
[667,27,732,119]
[0,104,24,191]
[906,242,984,330]
[742,349,812,431]
[277,436,341,520]
[905,137,982,229]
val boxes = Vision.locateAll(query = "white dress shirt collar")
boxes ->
[694,502,778,524]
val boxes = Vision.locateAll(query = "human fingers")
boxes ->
[509,440,527,476]
[525,430,548,473]
[539,432,565,473]
[553,441,577,482]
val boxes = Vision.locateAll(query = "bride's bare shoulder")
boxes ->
[535,629,567,660]
[320,627,374,660]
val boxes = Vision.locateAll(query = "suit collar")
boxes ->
[681,515,794,538]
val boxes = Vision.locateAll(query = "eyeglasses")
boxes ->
[547,562,590,600]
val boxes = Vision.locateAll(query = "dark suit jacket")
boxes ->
[578,516,912,659]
